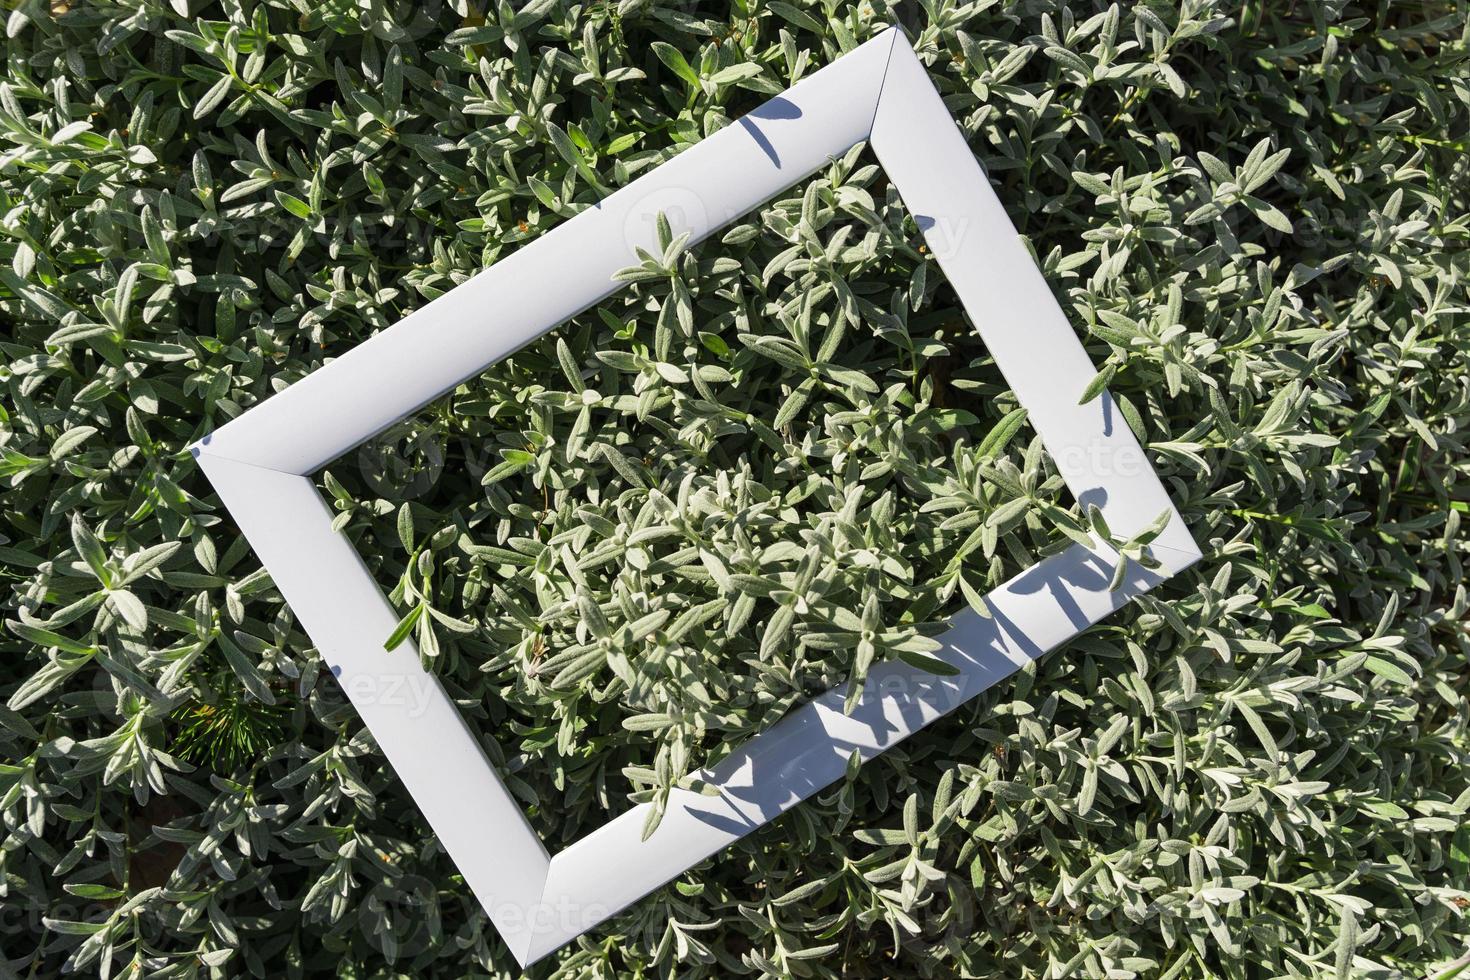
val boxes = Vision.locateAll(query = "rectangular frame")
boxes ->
[192,27,1201,966]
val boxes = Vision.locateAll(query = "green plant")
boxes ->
[169,665,288,771]
[1,1,1467,977]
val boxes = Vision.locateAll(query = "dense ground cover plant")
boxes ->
[1,0,1467,977]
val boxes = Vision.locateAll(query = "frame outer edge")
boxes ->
[188,25,1210,967]
[191,448,551,958]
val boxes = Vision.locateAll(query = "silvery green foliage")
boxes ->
[1,1,1467,978]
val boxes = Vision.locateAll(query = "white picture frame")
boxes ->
[192,26,1202,966]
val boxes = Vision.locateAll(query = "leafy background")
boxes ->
[2,0,1468,977]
